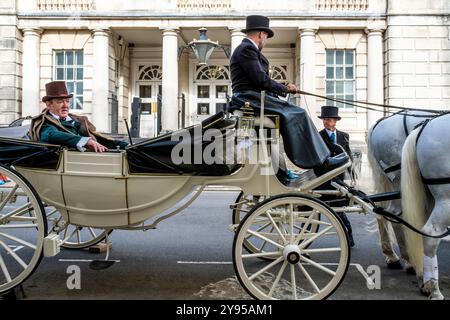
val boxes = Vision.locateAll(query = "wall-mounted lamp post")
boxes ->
[179,27,230,65]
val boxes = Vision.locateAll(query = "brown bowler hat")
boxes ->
[42,81,73,102]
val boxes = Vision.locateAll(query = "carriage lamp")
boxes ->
[179,28,230,65]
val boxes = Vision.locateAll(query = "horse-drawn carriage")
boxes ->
[0,93,436,300]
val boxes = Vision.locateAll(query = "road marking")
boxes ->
[58,259,121,263]
[177,261,374,285]
[177,261,232,265]
[7,245,24,253]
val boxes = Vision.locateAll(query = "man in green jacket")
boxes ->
[30,81,127,152]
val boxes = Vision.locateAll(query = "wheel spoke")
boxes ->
[88,227,98,239]
[300,255,336,276]
[302,248,342,254]
[245,221,271,240]
[5,216,37,222]
[0,224,40,229]
[246,230,284,250]
[258,226,275,252]
[290,264,297,300]
[0,184,18,212]
[0,240,27,269]
[242,251,281,259]
[0,252,12,283]
[248,256,284,281]
[0,232,37,250]
[289,204,294,241]
[76,228,81,244]
[0,203,33,223]
[266,210,287,245]
[268,261,288,297]
[46,208,58,218]
[298,263,320,293]
[294,210,316,245]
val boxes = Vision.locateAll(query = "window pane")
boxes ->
[326,81,334,94]
[336,51,343,65]
[141,103,151,113]
[197,86,210,98]
[66,51,74,65]
[56,68,64,80]
[197,103,209,115]
[56,52,64,66]
[76,51,83,65]
[76,68,83,80]
[158,85,162,96]
[216,103,226,113]
[66,82,74,94]
[346,95,354,103]
[326,51,334,65]
[345,81,354,94]
[345,67,354,79]
[139,85,152,98]
[326,67,334,79]
[66,68,74,80]
[336,81,344,94]
[75,96,83,110]
[76,82,83,95]
[345,51,354,64]
[216,85,228,98]
[336,67,343,79]
[326,95,335,106]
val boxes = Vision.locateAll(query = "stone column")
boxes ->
[299,28,318,120]
[366,28,384,128]
[22,28,42,117]
[229,28,245,56]
[160,28,179,132]
[91,28,110,132]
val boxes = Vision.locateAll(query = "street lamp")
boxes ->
[179,27,230,65]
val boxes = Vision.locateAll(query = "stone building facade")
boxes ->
[0,0,449,144]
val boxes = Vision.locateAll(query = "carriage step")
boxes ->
[89,242,112,254]
[43,233,61,257]
[367,191,401,203]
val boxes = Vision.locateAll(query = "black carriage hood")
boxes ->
[0,137,61,170]
[126,112,242,176]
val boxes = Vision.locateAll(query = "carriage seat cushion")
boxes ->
[0,125,31,140]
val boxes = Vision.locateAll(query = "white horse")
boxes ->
[401,113,450,300]
[367,110,433,272]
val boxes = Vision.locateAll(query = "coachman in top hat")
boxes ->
[230,15,349,179]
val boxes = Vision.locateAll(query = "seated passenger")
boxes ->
[30,81,128,152]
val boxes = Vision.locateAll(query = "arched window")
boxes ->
[138,65,163,81]
[269,65,288,84]
[195,65,230,81]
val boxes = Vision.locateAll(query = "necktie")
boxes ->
[329,132,336,144]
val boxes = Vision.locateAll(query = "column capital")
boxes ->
[159,27,180,36]
[365,28,384,36]
[298,28,318,37]
[91,28,111,37]
[229,27,245,36]
[22,28,43,37]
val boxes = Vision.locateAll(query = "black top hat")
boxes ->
[241,15,274,38]
[318,106,341,120]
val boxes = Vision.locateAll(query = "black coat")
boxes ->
[319,129,354,179]
[230,38,288,97]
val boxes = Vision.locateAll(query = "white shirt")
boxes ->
[246,38,260,51]
[49,111,91,151]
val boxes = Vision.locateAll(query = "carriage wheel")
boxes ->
[46,207,112,250]
[0,165,47,294]
[233,194,350,300]
[232,191,320,260]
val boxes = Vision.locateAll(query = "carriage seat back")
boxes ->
[0,125,31,140]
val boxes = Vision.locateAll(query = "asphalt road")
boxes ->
[2,190,449,300]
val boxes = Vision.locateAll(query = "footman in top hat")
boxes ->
[30,81,128,152]
[318,105,355,247]
[230,15,349,180]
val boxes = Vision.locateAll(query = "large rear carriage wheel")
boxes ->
[0,165,47,294]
